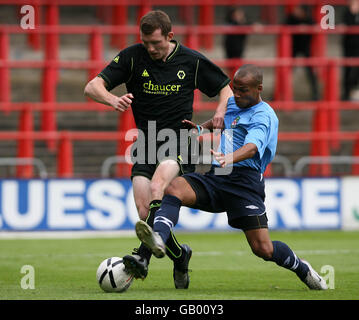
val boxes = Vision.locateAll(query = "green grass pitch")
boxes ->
[0,230,358,300]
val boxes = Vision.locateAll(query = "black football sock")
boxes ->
[165,230,184,263]
[136,200,162,264]
[269,241,309,281]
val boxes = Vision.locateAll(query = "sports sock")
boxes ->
[270,241,309,281]
[153,195,181,245]
[151,199,183,261]
[166,230,183,262]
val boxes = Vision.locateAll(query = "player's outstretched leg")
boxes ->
[269,241,327,290]
[245,229,327,290]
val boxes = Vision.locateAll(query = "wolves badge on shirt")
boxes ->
[231,116,241,128]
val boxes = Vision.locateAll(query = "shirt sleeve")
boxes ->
[244,113,270,158]
[97,48,133,91]
[195,54,230,97]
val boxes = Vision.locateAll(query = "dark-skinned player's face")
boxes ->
[232,74,262,109]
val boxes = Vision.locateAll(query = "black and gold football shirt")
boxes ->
[98,40,230,132]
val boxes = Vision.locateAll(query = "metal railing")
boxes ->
[1,155,359,179]
[293,156,359,176]
[101,155,128,178]
[0,157,48,178]
[101,155,359,178]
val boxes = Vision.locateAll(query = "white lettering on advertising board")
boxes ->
[265,178,340,229]
[86,180,126,229]
[1,180,44,229]
[265,179,302,229]
[48,180,86,228]
[301,179,339,228]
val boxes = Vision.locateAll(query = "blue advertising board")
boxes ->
[0,178,342,231]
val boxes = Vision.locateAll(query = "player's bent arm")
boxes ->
[211,143,257,167]
[212,85,233,129]
[84,77,133,112]
[84,77,115,106]
[230,143,258,164]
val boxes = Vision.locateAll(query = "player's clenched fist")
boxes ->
[110,93,134,112]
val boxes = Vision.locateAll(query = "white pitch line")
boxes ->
[296,249,357,255]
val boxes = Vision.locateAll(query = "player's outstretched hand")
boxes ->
[211,149,227,168]
[111,93,134,112]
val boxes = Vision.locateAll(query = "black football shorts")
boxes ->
[130,132,199,180]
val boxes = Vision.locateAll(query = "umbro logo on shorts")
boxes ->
[245,205,259,210]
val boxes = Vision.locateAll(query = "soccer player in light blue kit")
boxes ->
[135,64,328,290]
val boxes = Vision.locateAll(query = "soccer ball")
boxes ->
[96,257,134,293]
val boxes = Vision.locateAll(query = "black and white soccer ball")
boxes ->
[96,257,134,293]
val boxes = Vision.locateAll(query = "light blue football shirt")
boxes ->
[212,96,279,173]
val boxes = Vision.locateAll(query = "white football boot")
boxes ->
[302,260,328,290]
[135,220,166,258]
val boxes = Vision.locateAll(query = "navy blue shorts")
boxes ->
[183,166,268,231]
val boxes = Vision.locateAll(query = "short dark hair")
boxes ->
[235,64,263,86]
[140,10,172,36]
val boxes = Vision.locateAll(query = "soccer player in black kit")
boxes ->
[84,10,232,289]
